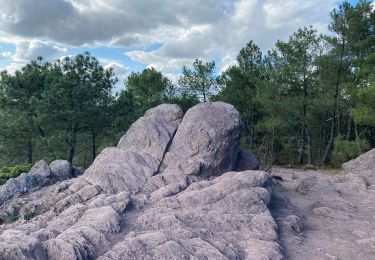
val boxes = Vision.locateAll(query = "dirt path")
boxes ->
[271,167,375,260]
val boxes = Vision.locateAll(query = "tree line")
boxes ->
[0,0,374,169]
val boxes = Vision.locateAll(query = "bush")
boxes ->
[0,163,32,185]
[330,135,370,167]
[6,212,19,223]
[23,207,36,221]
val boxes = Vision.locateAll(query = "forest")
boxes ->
[0,0,374,180]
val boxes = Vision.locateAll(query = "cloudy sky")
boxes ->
[0,0,360,85]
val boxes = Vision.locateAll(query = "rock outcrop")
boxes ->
[0,102,282,259]
[0,160,83,208]
[342,148,375,186]
[272,148,375,259]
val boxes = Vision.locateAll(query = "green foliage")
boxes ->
[178,59,219,102]
[126,67,173,116]
[216,41,264,149]
[0,52,123,166]
[23,207,36,221]
[0,164,31,184]
[42,52,117,163]
[352,83,375,127]
[0,58,50,164]
[168,94,199,113]
[6,211,20,224]
[215,2,375,166]
[261,27,322,164]
[331,135,370,167]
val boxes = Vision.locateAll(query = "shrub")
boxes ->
[0,163,32,185]
[23,208,36,221]
[6,212,20,223]
[330,135,370,167]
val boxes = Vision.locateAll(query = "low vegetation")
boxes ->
[0,164,31,185]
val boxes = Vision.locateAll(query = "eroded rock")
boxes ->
[50,160,73,181]
[0,102,277,259]
[101,171,282,260]
[0,160,83,208]
[271,149,375,259]
[117,103,183,170]
[163,102,243,178]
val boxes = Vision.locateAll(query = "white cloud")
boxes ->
[262,1,334,29]
[0,0,228,46]
[14,40,67,61]
[0,51,12,59]
[126,0,337,76]
[0,0,343,77]
[2,39,67,72]
[101,58,132,92]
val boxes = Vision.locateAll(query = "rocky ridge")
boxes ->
[0,102,277,260]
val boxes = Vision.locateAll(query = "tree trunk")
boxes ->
[305,127,313,165]
[300,64,309,165]
[249,101,255,150]
[27,141,33,164]
[201,82,207,102]
[67,123,78,163]
[92,130,97,162]
[298,128,305,164]
[27,112,34,164]
[249,126,254,150]
[68,146,75,164]
[346,115,353,140]
[320,128,326,160]
[321,120,335,164]
[343,121,359,162]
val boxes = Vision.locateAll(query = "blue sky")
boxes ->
[0,0,366,86]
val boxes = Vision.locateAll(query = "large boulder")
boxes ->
[139,102,244,204]
[84,104,184,196]
[50,160,73,181]
[0,160,85,224]
[28,160,52,186]
[342,148,375,174]
[0,160,51,206]
[163,102,243,178]
[118,104,183,170]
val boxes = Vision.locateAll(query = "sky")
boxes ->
[0,0,363,87]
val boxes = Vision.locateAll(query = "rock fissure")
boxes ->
[155,126,179,176]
